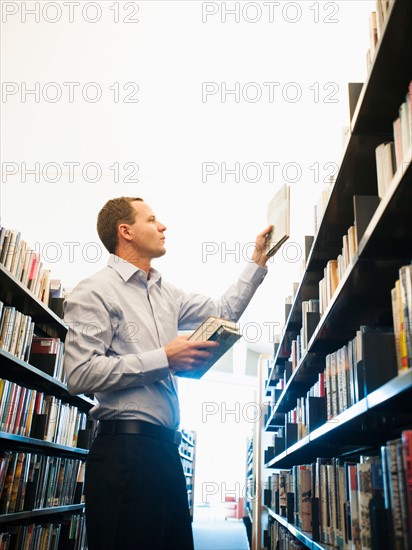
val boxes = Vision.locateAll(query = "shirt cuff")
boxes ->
[241,261,268,286]
[122,347,170,386]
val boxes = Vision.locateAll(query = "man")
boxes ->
[63,196,272,550]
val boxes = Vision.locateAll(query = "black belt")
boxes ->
[96,419,182,446]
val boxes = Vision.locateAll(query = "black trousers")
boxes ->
[84,432,194,550]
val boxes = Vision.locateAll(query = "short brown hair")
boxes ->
[97,197,143,253]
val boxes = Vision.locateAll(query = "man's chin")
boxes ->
[153,247,166,258]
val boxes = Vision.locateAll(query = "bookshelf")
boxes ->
[240,431,253,547]
[259,1,412,549]
[179,429,197,520]
[250,355,273,550]
[245,433,254,526]
[0,261,94,548]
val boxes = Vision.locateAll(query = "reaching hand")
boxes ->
[251,225,273,267]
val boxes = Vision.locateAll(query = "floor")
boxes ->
[192,507,250,550]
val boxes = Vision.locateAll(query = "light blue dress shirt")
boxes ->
[63,254,268,429]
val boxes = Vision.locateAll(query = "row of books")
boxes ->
[285,390,325,443]
[375,80,411,199]
[65,513,88,550]
[268,430,411,550]
[391,264,412,371]
[265,394,325,454]
[375,1,395,44]
[275,264,411,422]
[0,227,52,306]
[325,337,358,421]
[269,520,305,549]
[0,380,39,437]
[0,302,66,383]
[0,523,62,550]
[0,380,87,448]
[316,86,411,321]
[266,323,403,444]
[318,224,358,317]
[41,397,87,448]
[0,450,84,515]
[264,366,323,431]
[0,302,35,365]
[311,26,408,278]
[0,305,69,390]
[264,400,326,461]
[0,515,87,550]
[285,227,359,369]
[0,226,71,311]
[366,1,395,71]
[323,322,399,423]
[269,465,312,532]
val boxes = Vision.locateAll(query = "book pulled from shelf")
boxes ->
[175,316,241,379]
[266,184,290,257]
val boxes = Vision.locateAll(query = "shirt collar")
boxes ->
[107,254,162,287]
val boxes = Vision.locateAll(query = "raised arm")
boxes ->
[177,225,272,329]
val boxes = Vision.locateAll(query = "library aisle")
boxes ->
[192,519,249,550]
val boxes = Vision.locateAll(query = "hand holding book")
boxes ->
[252,224,274,267]
[265,184,291,257]
[165,336,220,375]
[167,316,241,379]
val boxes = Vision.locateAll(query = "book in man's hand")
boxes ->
[175,316,241,379]
[266,183,290,257]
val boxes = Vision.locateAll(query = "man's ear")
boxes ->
[118,223,132,241]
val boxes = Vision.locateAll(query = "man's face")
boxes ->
[122,200,167,260]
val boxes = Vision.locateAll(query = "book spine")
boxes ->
[399,266,412,369]
[401,430,412,544]
[387,439,404,550]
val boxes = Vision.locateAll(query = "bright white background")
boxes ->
[1,0,374,508]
